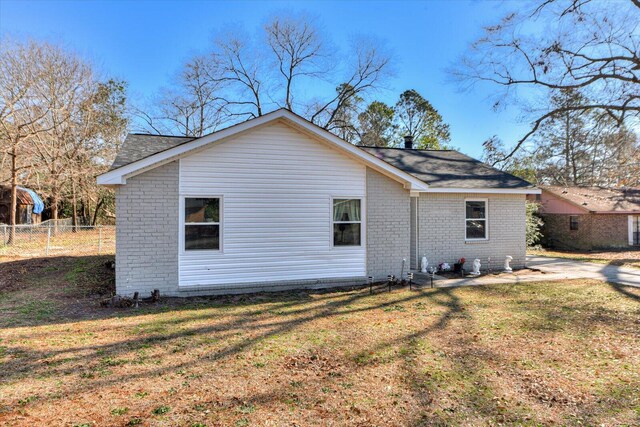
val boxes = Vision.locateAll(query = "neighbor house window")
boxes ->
[569,215,579,231]
[465,199,488,240]
[184,198,220,250]
[333,199,361,246]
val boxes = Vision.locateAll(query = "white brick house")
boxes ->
[98,109,540,296]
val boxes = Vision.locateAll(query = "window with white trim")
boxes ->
[333,199,361,246]
[184,198,220,250]
[569,215,579,231]
[465,200,487,240]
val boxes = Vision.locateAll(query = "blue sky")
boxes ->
[0,0,527,157]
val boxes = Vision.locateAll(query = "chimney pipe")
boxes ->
[403,135,414,149]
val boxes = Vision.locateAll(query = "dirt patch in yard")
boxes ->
[1,257,639,426]
[0,255,116,326]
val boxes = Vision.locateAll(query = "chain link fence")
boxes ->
[0,222,115,257]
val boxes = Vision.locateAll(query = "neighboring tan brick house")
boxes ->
[529,186,640,250]
[98,109,539,296]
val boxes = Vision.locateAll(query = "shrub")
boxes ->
[526,201,544,248]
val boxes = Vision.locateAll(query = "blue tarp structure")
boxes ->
[17,186,45,214]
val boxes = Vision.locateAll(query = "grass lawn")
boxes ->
[1,256,639,426]
[528,248,640,269]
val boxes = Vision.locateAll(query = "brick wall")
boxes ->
[410,197,418,270]
[417,193,527,269]
[115,161,179,296]
[542,213,629,250]
[114,161,529,295]
[366,168,411,280]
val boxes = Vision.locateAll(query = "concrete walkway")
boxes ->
[526,256,640,288]
[412,256,640,289]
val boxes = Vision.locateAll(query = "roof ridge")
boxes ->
[359,146,456,152]
[129,132,194,138]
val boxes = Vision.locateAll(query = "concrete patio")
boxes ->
[409,256,640,289]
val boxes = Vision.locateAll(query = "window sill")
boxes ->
[465,239,489,244]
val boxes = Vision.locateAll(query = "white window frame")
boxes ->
[465,198,489,241]
[331,197,364,248]
[569,215,580,231]
[179,195,223,254]
[630,215,639,246]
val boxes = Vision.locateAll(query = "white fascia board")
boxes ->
[420,187,541,195]
[97,109,429,191]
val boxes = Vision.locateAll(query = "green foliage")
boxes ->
[94,79,129,143]
[358,101,395,147]
[525,201,543,248]
[482,136,538,183]
[356,90,452,148]
[395,89,451,149]
[152,405,170,415]
[330,83,363,143]
[110,407,129,416]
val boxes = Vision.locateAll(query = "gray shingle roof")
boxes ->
[110,133,535,190]
[359,147,535,189]
[110,134,194,170]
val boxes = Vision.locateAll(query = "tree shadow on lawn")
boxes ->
[0,284,475,415]
[2,281,638,426]
[1,254,361,329]
[2,258,639,425]
[608,282,640,302]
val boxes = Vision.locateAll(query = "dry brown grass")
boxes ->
[0,227,115,258]
[529,248,640,269]
[1,256,639,426]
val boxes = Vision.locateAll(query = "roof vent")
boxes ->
[403,135,414,149]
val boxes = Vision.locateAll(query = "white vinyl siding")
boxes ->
[178,122,366,287]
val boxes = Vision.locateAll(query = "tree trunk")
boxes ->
[8,144,17,245]
[51,192,59,236]
[91,197,104,226]
[71,180,78,232]
[564,114,572,185]
[81,199,87,225]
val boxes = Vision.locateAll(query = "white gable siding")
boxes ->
[178,122,366,288]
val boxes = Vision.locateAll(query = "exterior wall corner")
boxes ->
[115,161,179,296]
[365,168,411,279]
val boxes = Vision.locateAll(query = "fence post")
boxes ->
[98,226,102,255]
[45,227,51,256]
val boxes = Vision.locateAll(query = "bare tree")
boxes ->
[482,90,640,187]
[265,15,327,110]
[141,19,392,139]
[156,55,226,137]
[67,79,128,227]
[28,44,96,230]
[456,0,640,163]
[0,39,56,243]
[309,39,391,130]
[217,34,265,119]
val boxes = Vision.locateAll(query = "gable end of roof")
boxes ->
[98,109,429,191]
